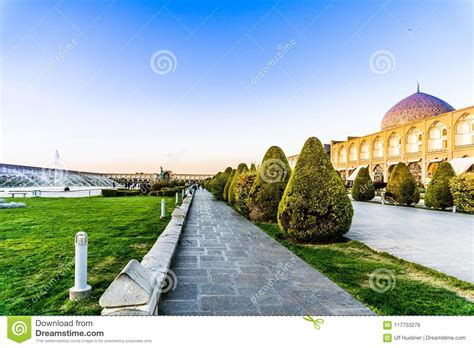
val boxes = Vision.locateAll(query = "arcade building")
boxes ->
[329,86,474,184]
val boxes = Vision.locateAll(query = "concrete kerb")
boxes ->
[99,192,195,315]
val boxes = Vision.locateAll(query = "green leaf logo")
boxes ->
[7,316,32,343]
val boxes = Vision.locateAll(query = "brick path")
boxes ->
[159,189,372,316]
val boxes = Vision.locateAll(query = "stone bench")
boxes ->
[99,194,194,315]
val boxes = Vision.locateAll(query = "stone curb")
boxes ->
[99,192,194,316]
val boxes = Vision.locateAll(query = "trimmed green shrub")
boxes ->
[228,163,249,204]
[248,146,291,223]
[277,137,353,243]
[234,171,257,217]
[210,167,232,200]
[223,169,236,201]
[386,162,420,206]
[450,172,474,213]
[102,189,117,197]
[250,163,257,172]
[351,167,375,201]
[424,162,456,209]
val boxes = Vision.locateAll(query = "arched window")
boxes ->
[338,146,347,163]
[455,114,474,146]
[348,143,357,161]
[428,122,448,151]
[360,140,369,160]
[388,132,401,157]
[406,127,422,153]
[372,137,384,158]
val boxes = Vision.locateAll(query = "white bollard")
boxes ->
[452,205,456,213]
[182,188,185,197]
[176,192,179,205]
[69,232,92,300]
[161,198,166,218]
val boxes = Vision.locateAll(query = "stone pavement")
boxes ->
[348,202,474,283]
[159,189,372,316]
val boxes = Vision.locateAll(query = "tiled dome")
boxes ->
[381,89,455,130]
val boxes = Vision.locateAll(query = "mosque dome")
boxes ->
[380,86,455,130]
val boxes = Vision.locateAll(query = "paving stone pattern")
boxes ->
[159,189,373,316]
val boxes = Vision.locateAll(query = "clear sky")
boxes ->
[1,0,472,174]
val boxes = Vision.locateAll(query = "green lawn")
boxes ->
[258,223,474,315]
[0,195,176,315]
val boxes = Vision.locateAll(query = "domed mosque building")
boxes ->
[328,85,474,184]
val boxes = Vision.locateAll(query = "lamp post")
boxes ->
[69,232,92,300]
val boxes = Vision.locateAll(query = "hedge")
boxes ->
[223,169,236,201]
[234,171,257,217]
[450,172,474,213]
[248,146,291,223]
[228,163,249,204]
[424,162,456,209]
[351,167,375,201]
[277,137,353,243]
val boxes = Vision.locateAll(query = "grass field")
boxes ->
[0,195,176,315]
[258,223,474,315]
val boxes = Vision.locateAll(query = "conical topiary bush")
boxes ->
[386,162,420,206]
[223,169,236,201]
[424,162,456,209]
[248,146,291,222]
[250,163,257,172]
[228,163,248,204]
[210,167,232,200]
[277,137,353,243]
[351,167,375,201]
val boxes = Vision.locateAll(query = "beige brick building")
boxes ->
[329,88,474,184]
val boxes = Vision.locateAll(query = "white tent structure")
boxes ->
[347,165,369,181]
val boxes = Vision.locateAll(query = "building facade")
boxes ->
[329,89,474,184]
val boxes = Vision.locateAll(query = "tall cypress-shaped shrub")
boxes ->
[450,172,474,213]
[228,163,248,204]
[234,171,257,217]
[351,167,375,201]
[248,146,291,222]
[425,162,456,209]
[386,162,420,206]
[278,137,353,242]
[223,169,236,201]
[210,167,232,200]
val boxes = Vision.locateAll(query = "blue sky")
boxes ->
[1,0,472,173]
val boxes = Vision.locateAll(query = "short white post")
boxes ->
[452,205,456,213]
[69,232,92,300]
[381,192,385,205]
[161,198,166,218]
[182,188,185,197]
[176,192,179,205]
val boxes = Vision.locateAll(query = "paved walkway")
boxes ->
[348,202,474,283]
[159,190,372,316]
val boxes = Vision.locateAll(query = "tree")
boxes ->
[234,171,257,217]
[250,163,257,172]
[450,172,474,213]
[223,169,236,201]
[228,163,248,204]
[277,137,353,242]
[386,162,420,206]
[351,167,375,201]
[424,162,456,209]
[248,146,291,222]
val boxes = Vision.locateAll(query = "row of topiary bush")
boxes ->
[102,189,141,197]
[350,162,473,213]
[149,186,185,197]
[205,137,353,243]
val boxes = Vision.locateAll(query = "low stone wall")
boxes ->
[99,194,194,315]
